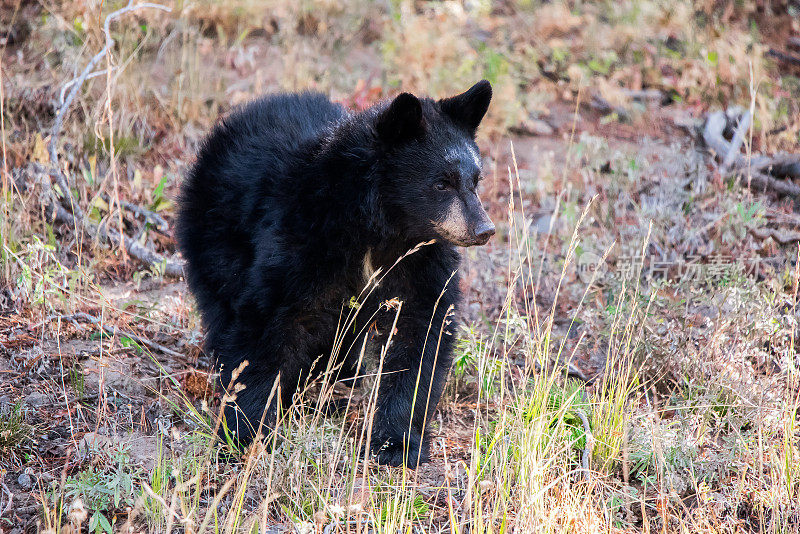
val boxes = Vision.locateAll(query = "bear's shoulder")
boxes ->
[218,92,347,147]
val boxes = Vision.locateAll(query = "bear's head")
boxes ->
[374,80,495,248]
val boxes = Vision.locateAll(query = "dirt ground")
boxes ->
[2,1,800,533]
[1,120,783,530]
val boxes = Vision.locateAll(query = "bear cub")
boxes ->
[177,81,495,467]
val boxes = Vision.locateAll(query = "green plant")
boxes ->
[141,437,172,529]
[453,325,483,380]
[63,446,137,533]
[149,173,172,212]
[0,402,33,459]
[374,491,429,533]
[10,236,76,311]
[68,363,86,400]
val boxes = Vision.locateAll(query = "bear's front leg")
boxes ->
[369,304,456,467]
[218,357,305,447]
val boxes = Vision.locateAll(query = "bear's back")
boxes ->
[177,92,346,324]
[189,92,345,199]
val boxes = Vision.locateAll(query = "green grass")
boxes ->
[0,402,33,462]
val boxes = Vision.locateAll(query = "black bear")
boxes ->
[177,80,495,467]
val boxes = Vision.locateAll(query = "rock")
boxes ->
[511,117,555,136]
[104,367,137,393]
[534,214,553,235]
[24,391,48,408]
[80,431,113,452]
[83,360,143,398]
[17,472,32,490]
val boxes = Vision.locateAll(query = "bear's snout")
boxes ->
[472,219,495,245]
[464,195,495,246]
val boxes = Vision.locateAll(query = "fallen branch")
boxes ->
[621,88,669,104]
[721,109,751,173]
[703,109,800,197]
[102,194,170,234]
[58,68,117,105]
[702,110,731,160]
[50,1,172,164]
[45,1,183,277]
[748,227,800,246]
[39,311,182,358]
[752,154,800,180]
[586,89,669,122]
[28,165,185,277]
[98,217,185,277]
[765,209,800,228]
[744,170,800,198]
[588,94,630,121]
[574,408,594,480]
[767,48,800,68]
[0,480,12,521]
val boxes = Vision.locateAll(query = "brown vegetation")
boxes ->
[1,1,799,533]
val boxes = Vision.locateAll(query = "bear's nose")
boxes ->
[473,221,496,243]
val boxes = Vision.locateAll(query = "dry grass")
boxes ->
[1,1,800,533]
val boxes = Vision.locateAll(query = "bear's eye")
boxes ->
[435,181,450,191]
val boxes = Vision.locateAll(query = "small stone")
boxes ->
[24,391,48,408]
[17,472,32,490]
[80,431,112,452]
[534,214,552,235]
[511,117,555,136]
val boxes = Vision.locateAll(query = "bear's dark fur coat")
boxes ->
[177,81,494,467]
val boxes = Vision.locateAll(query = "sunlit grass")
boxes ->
[3,2,799,532]
[11,130,795,532]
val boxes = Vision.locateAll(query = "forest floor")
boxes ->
[1,1,800,533]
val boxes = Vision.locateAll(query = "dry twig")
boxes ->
[574,408,594,480]
[39,311,182,358]
[0,480,12,520]
[102,194,170,234]
[44,1,183,277]
[703,109,800,197]
[748,227,800,246]
[767,48,800,68]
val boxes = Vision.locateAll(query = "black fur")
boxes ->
[177,82,493,467]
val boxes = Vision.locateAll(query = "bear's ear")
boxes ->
[439,80,492,135]
[375,92,424,144]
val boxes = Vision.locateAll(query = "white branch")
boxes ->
[45,2,183,277]
[575,408,594,480]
